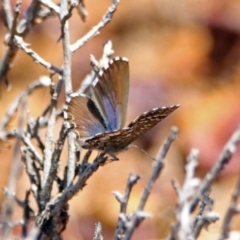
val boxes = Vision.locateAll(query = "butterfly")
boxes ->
[64,57,179,158]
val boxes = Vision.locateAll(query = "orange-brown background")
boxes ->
[1,0,240,239]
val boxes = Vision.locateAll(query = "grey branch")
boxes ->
[93,222,103,240]
[41,84,59,203]
[36,152,109,238]
[169,149,201,240]
[39,0,60,14]
[59,0,77,187]
[1,99,26,240]
[0,0,42,83]
[11,36,62,74]
[218,172,240,240]
[2,0,13,30]
[71,0,120,53]
[78,40,114,94]
[114,173,140,240]
[190,125,240,212]
[0,76,51,134]
[123,127,178,240]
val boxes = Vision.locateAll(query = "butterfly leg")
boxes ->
[108,152,119,161]
[94,151,119,165]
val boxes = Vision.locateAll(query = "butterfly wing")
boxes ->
[83,105,179,152]
[126,105,179,139]
[64,93,107,139]
[91,57,129,131]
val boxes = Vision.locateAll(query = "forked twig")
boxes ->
[71,0,120,53]
[122,127,178,240]
[190,125,240,212]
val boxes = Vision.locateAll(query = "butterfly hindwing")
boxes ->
[64,94,106,139]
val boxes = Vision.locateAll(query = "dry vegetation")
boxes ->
[0,0,240,239]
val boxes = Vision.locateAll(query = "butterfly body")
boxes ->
[64,57,179,155]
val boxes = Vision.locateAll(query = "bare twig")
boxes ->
[40,124,69,209]
[193,212,219,239]
[1,99,26,240]
[113,173,140,240]
[169,149,201,240]
[190,125,240,212]
[192,186,213,236]
[31,117,45,151]
[19,131,43,165]
[40,84,58,207]
[8,1,21,43]
[0,76,51,133]
[93,222,103,240]
[1,0,133,238]
[0,0,21,89]
[76,0,88,22]
[37,79,66,206]
[37,8,55,20]
[60,0,77,188]
[1,0,13,30]
[36,152,108,238]
[123,127,178,240]
[17,0,42,35]
[115,174,141,214]
[22,147,41,207]
[139,127,178,209]
[71,0,120,53]
[60,0,72,95]
[39,0,60,14]
[77,40,114,94]
[0,0,42,83]
[193,187,212,225]
[22,190,35,238]
[218,172,240,240]
[80,150,92,165]
[59,152,108,204]
[11,36,62,74]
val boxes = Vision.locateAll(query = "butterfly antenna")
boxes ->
[130,144,156,161]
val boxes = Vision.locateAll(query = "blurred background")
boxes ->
[1,0,240,239]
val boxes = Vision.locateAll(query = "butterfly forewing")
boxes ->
[64,94,106,139]
[92,57,129,131]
